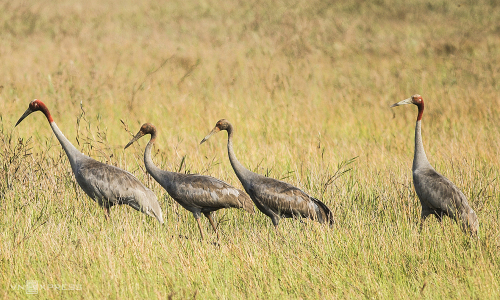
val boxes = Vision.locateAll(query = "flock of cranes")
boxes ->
[124,122,254,240]
[14,95,479,239]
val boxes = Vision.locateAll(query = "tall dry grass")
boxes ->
[1,0,500,298]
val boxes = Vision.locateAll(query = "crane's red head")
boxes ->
[124,123,157,149]
[390,94,424,121]
[200,119,232,145]
[15,99,53,127]
[139,123,156,135]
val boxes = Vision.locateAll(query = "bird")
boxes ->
[124,123,254,240]
[391,94,479,235]
[200,119,334,229]
[15,99,164,223]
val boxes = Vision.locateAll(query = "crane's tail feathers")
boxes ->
[460,208,479,237]
[311,197,334,227]
[241,197,255,214]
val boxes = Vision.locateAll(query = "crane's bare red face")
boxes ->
[411,94,423,105]
[16,99,53,127]
[28,99,44,111]
[390,94,424,108]
[140,123,156,134]
[390,94,425,121]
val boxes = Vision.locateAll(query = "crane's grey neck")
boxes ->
[226,124,255,185]
[144,136,175,185]
[50,122,84,172]
[413,120,432,171]
[50,121,85,174]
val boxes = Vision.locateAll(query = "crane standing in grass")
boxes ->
[125,123,254,240]
[15,100,164,223]
[391,94,479,235]
[200,119,334,229]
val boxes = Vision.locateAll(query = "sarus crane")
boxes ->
[391,94,478,235]
[200,119,334,229]
[15,100,163,223]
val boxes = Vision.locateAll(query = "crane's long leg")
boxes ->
[203,212,220,240]
[270,215,280,230]
[419,207,433,232]
[419,217,426,233]
[195,217,205,240]
[436,212,446,233]
[104,207,111,221]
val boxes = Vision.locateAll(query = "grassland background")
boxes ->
[1,0,500,298]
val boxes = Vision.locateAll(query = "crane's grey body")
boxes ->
[146,163,254,220]
[240,173,333,227]
[412,120,478,232]
[74,155,160,217]
[201,119,334,228]
[392,95,478,235]
[15,100,164,223]
[125,123,253,239]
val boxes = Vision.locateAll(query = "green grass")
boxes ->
[1,0,500,298]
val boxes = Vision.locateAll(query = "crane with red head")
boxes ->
[16,99,164,223]
[391,94,479,236]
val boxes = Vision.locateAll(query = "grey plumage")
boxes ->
[200,119,334,228]
[125,123,254,240]
[391,94,479,235]
[15,99,164,223]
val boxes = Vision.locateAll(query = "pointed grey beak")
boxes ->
[15,108,34,127]
[200,127,220,145]
[390,97,413,108]
[124,131,145,149]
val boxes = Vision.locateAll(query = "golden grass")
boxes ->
[1,0,500,298]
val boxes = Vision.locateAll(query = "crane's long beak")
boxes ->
[124,131,145,149]
[390,97,413,108]
[200,127,220,145]
[15,108,34,127]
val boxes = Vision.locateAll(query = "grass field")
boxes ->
[1,0,500,298]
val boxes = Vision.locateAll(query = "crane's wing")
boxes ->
[246,176,325,220]
[164,173,253,212]
[75,159,163,221]
[413,168,470,216]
